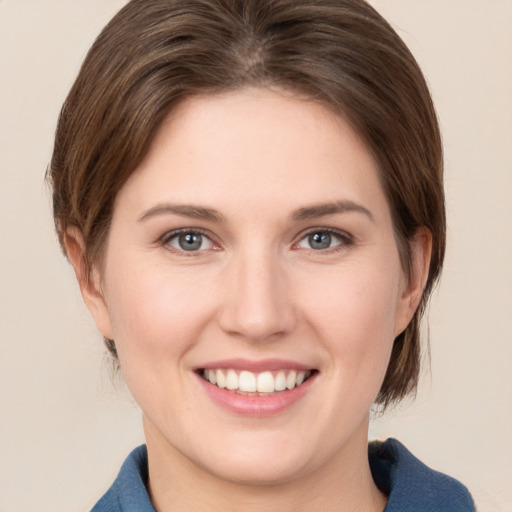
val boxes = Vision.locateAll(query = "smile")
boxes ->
[200,369,314,395]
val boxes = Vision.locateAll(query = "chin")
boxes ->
[188,427,327,487]
[202,452,310,487]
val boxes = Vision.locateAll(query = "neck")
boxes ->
[143,416,387,512]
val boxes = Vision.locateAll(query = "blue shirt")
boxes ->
[91,438,474,511]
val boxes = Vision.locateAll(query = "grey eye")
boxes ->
[297,230,350,251]
[178,233,203,251]
[166,231,214,252]
[308,232,332,250]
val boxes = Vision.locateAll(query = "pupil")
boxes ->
[309,232,331,250]
[179,233,202,251]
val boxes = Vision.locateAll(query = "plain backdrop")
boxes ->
[1,1,511,511]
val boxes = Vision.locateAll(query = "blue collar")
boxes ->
[91,438,474,512]
[369,439,474,511]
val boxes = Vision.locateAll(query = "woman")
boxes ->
[47,0,474,510]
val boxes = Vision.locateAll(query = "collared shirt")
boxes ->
[91,438,475,511]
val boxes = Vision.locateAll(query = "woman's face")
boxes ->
[80,88,423,485]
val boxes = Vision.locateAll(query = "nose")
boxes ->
[217,248,297,343]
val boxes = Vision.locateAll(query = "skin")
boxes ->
[67,88,431,512]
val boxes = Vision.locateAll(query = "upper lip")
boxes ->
[198,358,315,372]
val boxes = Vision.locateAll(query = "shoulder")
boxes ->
[369,438,475,512]
[90,445,155,512]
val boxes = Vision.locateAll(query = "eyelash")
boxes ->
[160,228,219,256]
[294,228,354,253]
[160,227,354,255]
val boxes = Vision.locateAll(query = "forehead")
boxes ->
[115,87,388,221]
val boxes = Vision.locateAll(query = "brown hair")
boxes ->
[48,0,445,407]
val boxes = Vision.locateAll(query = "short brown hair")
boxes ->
[48,0,445,407]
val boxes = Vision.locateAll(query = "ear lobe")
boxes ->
[394,228,433,336]
[64,228,114,340]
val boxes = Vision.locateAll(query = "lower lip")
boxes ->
[196,372,317,417]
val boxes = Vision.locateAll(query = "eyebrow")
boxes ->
[138,200,374,224]
[291,200,374,223]
[138,203,225,223]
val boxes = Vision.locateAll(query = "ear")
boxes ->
[64,228,115,340]
[394,227,433,337]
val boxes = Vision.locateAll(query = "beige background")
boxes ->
[1,1,511,511]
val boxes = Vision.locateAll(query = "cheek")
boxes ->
[102,264,221,420]
[103,262,217,363]
[306,261,400,337]
[300,260,401,386]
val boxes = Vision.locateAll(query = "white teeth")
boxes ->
[296,371,306,386]
[226,369,238,390]
[207,369,217,385]
[257,371,274,393]
[204,368,312,393]
[286,370,297,390]
[274,371,287,391]
[216,369,226,388]
[239,371,256,392]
